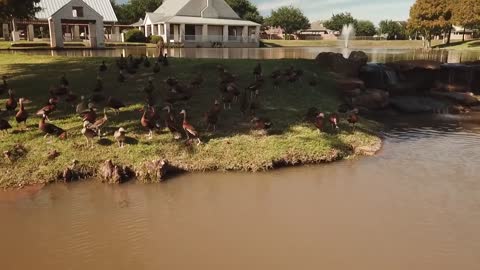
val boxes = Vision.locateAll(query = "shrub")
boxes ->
[124,29,146,43]
[150,35,164,45]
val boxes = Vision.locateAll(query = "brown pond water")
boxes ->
[3,47,480,63]
[1,115,480,270]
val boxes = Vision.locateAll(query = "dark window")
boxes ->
[72,7,84,18]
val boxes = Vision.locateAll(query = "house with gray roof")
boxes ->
[7,0,119,48]
[138,0,261,47]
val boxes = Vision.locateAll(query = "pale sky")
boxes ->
[117,0,416,25]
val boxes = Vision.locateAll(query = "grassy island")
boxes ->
[0,54,381,188]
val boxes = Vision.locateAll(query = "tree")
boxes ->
[408,0,452,48]
[379,20,406,40]
[356,20,376,36]
[0,0,41,21]
[324,13,357,32]
[452,0,480,41]
[225,0,263,24]
[265,6,310,40]
[110,0,163,25]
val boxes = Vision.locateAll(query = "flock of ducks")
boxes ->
[0,54,360,150]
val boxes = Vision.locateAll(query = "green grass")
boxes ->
[0,54,381,188]
[433,39,480,50]
[0,41,157,50]
[262,39,443,48]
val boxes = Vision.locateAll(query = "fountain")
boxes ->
[341,24,356,48]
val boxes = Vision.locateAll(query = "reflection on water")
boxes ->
[3,47,480,63]
[1,115,480,270]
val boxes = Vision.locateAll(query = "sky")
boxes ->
[117,0,416,25]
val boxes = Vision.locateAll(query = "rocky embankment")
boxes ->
[316,51,480,114]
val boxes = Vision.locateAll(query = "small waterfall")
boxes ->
[341,24,356,48]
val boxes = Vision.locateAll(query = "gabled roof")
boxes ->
[35,0,118,22]
[153,0,240,19]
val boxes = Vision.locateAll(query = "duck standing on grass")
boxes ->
[162,53,169,66]
[39,114,67,139]
[6,89,17,114]
[91,108,108,137]
[180,109,201,145]
[163,105,182,140]
[81,121,98,148]
[118,70,126,83]
[36,98,57,122]
[141,106,156,139]
[0,118,12,134]
[347,109,359,131]
[315,113,325,133]
[114,127,127,148]
[60,73,69,86]
[329,113,339,130]
[15,98,29,129]
[204,100,221,132]
[106,96,126,115]
[99,60,108,72]
[0,76,8,95]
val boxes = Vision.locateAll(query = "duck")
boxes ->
[226,82,240,102]
[246,80,262,99]
[106,96,125,115]
[118,70,126,83]
[239,88,248,116]
[90,108,108,137]
[204,100,221,132]
[153,61,161,73]
[162,105,182,140]
[253,63,262,80]
[0,118,12,134]
[114,127,127,148]
[141,106,156,139]
[251,116,272,131]
[222,90,233,110]
[347,108,359,131]
[80,105,97,123]
[39,114,67,139]
[93,75,103,92]
[144,56,151,68]
[36,98,57,121]
[314,113,325,133]
[165,76,179,88]
[81,121,98,148]
[144,77,154,95]
[62,160,79,182]
[179,109,201,145]
[5,89,17,113]
[15,98,28,128]
[50,84,68,97]
[60,73,69,86]
[329,113,339,130]
[162,53,169,66]
[99,60,108,72]
[0,75,8,95]
[190,73,204,89]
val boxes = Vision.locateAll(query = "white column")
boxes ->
[165,23,170,43]
[27,24,34,41]
[49,17,63,48]
[202,24,208,42]
[96,21,105,48]
[89,23,97,48]
[158,24,162,35]
[11,19,19,42]
[151,24,155,36]
[73,25,80,41]
[242,25,248,43]
[223,25,228,42]
[2,24,9,40]
[173,24,179,42]
[180,23,185,42]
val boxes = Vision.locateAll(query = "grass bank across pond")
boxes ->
[0,54,381,188]
[262,39,443,49]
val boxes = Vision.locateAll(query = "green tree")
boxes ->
[265,6,310,40]
[379,20,406,40]
[0,0,41,21]
[324,13,357,32]
[452,0,480,41]
[225,0,263,24]
[111,0,163,24]
[408,0,452,47]
[355,20,376,36]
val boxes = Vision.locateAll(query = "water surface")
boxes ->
[1,115,480,270]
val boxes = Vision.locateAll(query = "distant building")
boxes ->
[297,21,338,40]
[450,25,476,40]
[138,0,261,47]
[5,0,119,48]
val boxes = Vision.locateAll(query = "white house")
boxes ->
[7,0,118,48]
[139,0,261,47]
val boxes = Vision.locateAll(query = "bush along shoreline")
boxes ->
[0,54,382,189]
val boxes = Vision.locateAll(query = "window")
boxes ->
[72,7,84,18]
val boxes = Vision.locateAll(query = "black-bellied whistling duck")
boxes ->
[93,75,103,92]
[114,127,127,148]
[0,119,12,134]
[76,96,88,114]
[165,76,178,88]
[60,73,69,86]
[222,90,233,110]
[179,109,201,145]
[0,75,8,95]
[141,106,156,139]
[204,100,221,132]
[153,61,161,73]
[6,89,17,113]
[251,117,272,131]
[80,105,97,123]
[106,96,125,115]
[246,80,262,99]
[162,53,169,66]
[91,108,108,137]
[39,114,67,139]
[118,70,126,83]
[15,98,28,128]
[162,105,182,140]
[117,54,126,70]
[315,113,325,133]
[144,77,154,95]
[99,60,107,72]
[226,82,240,102]
[329,113,339,130]
[144,57,151,68]
[347,108,359,131]
[253,63,262,80]
[81,121,98,147]
[36,97,57,121]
